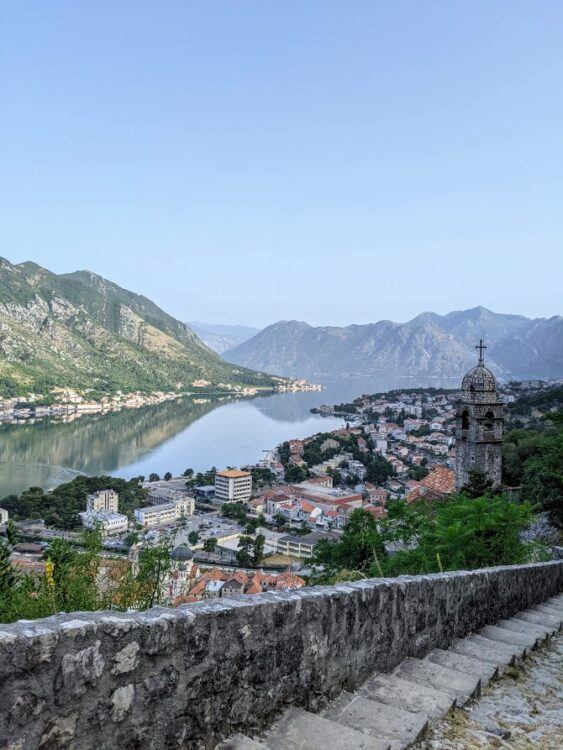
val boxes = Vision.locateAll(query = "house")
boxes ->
[222,576,246,597]
[356,437,369,452]
[289,439,305,454]
[364,484,387,505]
[420,466,455,498]
[247,498,266,515]
[320,438,339,453]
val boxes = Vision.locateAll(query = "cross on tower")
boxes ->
[475,339,486,364]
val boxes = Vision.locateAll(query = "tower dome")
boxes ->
[171,543,193,562]
[460,339,498,401]
[461,363,497,395]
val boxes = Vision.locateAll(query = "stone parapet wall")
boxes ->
[1,561,562,750]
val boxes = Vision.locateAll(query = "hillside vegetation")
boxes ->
[0,258,281,397]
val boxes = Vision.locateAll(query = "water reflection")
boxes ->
[0,375,460,498]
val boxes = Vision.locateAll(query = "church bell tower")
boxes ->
[455,340,504,491]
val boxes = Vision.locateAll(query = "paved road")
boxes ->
[421,633,563,750]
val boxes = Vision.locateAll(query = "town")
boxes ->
[0,379,321,424]
[2,365,560,609]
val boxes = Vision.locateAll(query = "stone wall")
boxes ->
[1,561,562,750]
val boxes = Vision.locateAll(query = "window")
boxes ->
[484,411,494,430]
[461,410,469,431]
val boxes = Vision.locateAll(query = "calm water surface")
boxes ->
[0,376,459,498]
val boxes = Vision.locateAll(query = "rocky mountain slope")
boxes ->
[0,258,280,398]
[188,321,260,354]
[223,307,563,380]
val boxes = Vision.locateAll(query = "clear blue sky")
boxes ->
[2,1,562,327]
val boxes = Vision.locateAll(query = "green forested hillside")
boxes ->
[0,258,281,397]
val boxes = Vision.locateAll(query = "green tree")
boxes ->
[253,533,266,566]
[463,470,493,499]
[273,512,287,530]
[163,472,172,481]
[202,537,217,553]
[236,535,254,567]
[148,473,160,482]
[188,530,199,545]
[284,464,308,483]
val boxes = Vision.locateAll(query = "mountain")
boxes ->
[223,308,563,381]
[188,321,260,354]
[0,258,281,398]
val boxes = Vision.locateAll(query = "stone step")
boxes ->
[516,610,562,632]
[495,618,551,642]
[547,594,563,607]
[359,671,456,718]
[535,604,563,623]
[216,735,269,750]
[394,657,480,704]
[323,692,427,750]
[424,648,498,686]
[449,636,515,670]
[479,624,534,655]
[263,707,391,750]
[464,633,522,661]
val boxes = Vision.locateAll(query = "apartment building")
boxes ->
[86,489,119,513]
[134,498,193,528]
[214,470,252,503]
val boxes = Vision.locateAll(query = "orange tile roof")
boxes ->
[421,466,455,495]
[216,469,251,478]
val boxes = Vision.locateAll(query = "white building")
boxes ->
[78,510,128,536]
[0,508,8,525]
[86,489,119,513]
[134,498,194,528]
[214,470,252,503]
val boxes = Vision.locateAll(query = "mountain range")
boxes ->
[223,307,563,381]
[188,321,260,354]
[0,258,280,398]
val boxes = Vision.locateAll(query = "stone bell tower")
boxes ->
[455,340,504,491]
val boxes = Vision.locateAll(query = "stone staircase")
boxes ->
[217,593,563,750]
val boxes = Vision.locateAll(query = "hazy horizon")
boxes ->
[2,2,562,326]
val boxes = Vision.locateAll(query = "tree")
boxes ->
[463,470,493,499]
[273,512,287,530]
[236,536,254,567]
[163,472,172,481]
[183,468,194,478]
[284,464,308,483]
[253,533,266,566]
[188,531,199,545]
[148,473,160,482]
[366,456,394,485]
[133,537,173,610]
[202,537,217,553]
[407,465,429,481]
[313,509,387,580]
[0,523,19,601]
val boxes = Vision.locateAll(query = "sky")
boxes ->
[1,1,562,328]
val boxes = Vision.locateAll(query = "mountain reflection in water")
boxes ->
[0,375,459,499]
